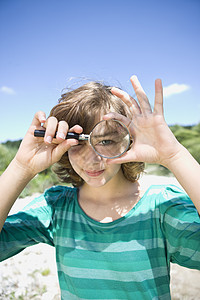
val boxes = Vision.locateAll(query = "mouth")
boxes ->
[84,170,105,177]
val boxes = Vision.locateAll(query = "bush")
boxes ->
[1,122,200,195]
[19,171,61,198]
[0,144,17,173]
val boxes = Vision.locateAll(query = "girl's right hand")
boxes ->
[14,111,82,177]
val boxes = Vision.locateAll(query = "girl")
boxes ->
[0,75,200,299]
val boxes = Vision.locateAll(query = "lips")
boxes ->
[85,170,104,177]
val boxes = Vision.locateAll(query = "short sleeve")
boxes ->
[159,185,200,269]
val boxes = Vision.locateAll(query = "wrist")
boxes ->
[10,157,36,182]
[160,144,191,172]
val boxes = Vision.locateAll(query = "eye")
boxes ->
[98,140,115,146]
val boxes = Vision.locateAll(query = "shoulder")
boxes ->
[145,184,188,202]
[21,185,77,214]
[146,184,200,225]
[142,184,197,215]
[44,185,77,207]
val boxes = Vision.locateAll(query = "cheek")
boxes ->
[68,144,89,161]
[68,147,83,168]
[108,164,121,177]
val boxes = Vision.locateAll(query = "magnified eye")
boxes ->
[98,139,115,146]
[89,119,131,158]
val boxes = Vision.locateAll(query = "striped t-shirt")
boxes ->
[1,184,200,299]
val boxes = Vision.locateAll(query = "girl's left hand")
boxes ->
[103,75,183,167]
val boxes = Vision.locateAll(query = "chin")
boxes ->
[85,177,109,188]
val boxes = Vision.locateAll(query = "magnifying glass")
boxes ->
[34,119,131,159]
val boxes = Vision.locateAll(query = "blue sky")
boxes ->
[0,0,200,142]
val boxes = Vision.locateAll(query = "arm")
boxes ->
[163,145,200,214]
[0,158,34,232]
[0,111,80,231]
[104,76,200,214]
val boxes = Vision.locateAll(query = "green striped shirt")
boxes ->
[1,184,200,299]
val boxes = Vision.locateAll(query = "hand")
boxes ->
[103,76,183,167]
[14,111,81,176]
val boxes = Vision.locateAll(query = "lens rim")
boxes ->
[88,119,131,159]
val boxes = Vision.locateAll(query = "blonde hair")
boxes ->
[50,81,144,187]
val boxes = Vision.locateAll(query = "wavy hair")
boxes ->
[50,81,144,187]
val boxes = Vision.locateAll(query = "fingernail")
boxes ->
[40,115,46,123]
[46,136,53,144]
[57,132,65,140]
[131,75,137,81]
[70,140,79,146]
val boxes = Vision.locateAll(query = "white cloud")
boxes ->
[0,86,16,95]
[163,83,190,98]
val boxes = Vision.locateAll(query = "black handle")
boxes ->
[34,130,80,140]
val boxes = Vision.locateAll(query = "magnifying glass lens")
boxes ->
[90,120,130,159]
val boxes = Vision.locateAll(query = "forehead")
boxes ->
[81,109,110,133]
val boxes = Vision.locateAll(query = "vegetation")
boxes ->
[0,123,200,197]
[0,140,60,198]
[146,123,200,176]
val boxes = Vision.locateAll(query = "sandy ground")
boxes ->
[0,175,200,299]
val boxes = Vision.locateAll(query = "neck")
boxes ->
[77,170,141,223]
[79,169,140,205]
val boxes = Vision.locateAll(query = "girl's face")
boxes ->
[68,128,122,188]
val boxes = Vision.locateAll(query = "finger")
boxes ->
[56,120,69,141]
[31,111,46,127]
[102,112,131,128]
[102,112,138,139]
[130,75,152,115]
[111,87,141,115]
[154,79,164,115]
[52,139,78,163]
[68,125,83,134]
[44,116,58,144]
[106,149,138,165]
[52,124,83,144]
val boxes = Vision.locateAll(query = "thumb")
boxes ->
[107,149,138,165]
[51,139,78,163]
